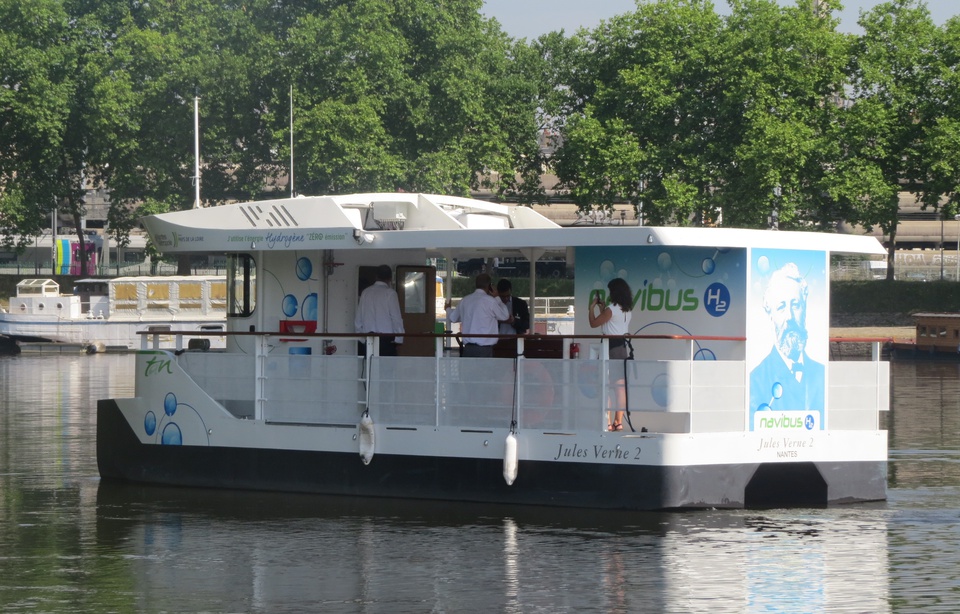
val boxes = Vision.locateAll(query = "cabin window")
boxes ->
[210,280,228,310]
[402,270,426,314]
[227,253,256,317]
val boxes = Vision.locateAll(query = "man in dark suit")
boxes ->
[493,278,530,357]
[497,279,529,336]
[750,262,825,422]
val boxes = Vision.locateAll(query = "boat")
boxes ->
[96,193,890,510]
[0,276,226,353]
[889,312,960,360]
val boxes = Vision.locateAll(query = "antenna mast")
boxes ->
[290,84,295,198]
[193,96,201,208]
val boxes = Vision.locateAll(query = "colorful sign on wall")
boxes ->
[747,248,828,431]
[574,245,747,359]
[54,239,97,275]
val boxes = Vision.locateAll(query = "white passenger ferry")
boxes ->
[0,276,226,352]
[96,193,889,509]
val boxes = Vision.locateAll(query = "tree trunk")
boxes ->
[885,228,897,281]
[71,210,88,276]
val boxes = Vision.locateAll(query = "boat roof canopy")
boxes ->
[140,193,887,257]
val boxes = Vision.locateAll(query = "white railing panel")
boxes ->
[179,352,256,417]
[689,361,747,433]
[437,357,515,429]
[828,361,890,430]
[262,354,363,425]
[370,356,438,426]
[623,361,692,413]
[517,359,606,431]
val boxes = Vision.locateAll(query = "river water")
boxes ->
[0,355,958,613]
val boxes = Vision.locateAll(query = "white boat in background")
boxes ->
[97,192,889,510]
[0,276,226,353]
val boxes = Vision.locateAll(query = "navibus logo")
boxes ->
[756,412,818,430]
[591,280,731,317]
[636,281,699,312]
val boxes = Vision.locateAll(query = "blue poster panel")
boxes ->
[747,249,828,431]
[574,246,746,359]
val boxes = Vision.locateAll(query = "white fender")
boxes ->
[503,432,518,486]
[359,412,375,465]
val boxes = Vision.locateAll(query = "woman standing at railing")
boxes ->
[588,277,633,431]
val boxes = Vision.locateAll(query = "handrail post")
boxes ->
[363,334,375,412]
[435,334,443,428]
[255,333,267,421]
[600,338,609,430]
[514,350,524,429]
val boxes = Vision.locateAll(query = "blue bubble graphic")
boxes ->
[693,348,717,360]
[599,260,616,282]
[756,255,770,274]
[701,258,715,275]
[757,403,771,412]
[282,294,299,317]
[296,257,312,281]
[578,365,600,399]
[164,392,177,416]
[144,411,157,436]
[161,422,183,445]
[651,373,670,407]
[657,252,672,272]
[302,293,318,321]
[771,382,783,400]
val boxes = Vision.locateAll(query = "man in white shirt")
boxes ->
[446,273,509,357]
[355,265,405,356]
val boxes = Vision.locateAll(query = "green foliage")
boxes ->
[282,0,531,197]
[832,280,960,314]
[1,0,960,270]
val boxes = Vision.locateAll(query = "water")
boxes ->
[1,355,959,613]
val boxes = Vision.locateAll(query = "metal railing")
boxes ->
[147,331,888,436]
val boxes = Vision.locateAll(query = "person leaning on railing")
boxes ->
[588,277,634,431]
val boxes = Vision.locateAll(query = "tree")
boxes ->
[0,0,104,271]
[551,0,725,225]
[712,0,852,231]
[842,0,939,280]
[550,0,854,229]
[917,17,960,223]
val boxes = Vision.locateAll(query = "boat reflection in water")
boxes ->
[94,482,889,612]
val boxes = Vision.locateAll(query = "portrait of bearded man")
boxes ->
[749,262,825,417]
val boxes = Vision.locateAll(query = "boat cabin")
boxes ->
[913,313,960,355]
